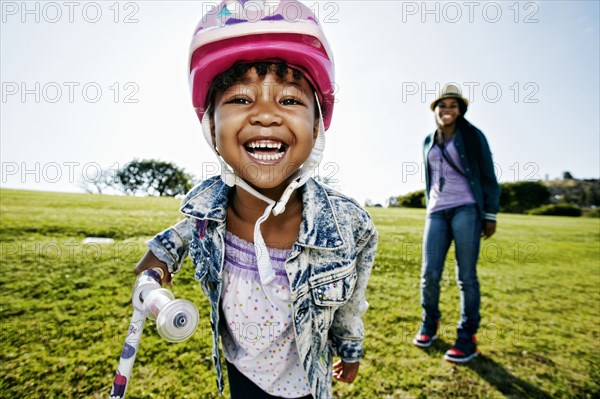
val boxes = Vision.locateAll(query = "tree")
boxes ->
[563,171,575,180]
[545,178,600,208]
[116,159,193,197]
[78,168,117,194]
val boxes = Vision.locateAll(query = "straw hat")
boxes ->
[430,84,469,112]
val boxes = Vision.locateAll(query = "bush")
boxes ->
[528,204,582,217]
[396,190,426,208]
[500,181,550,213]
[583,208,600,218]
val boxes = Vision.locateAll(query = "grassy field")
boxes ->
[1,189,599,398]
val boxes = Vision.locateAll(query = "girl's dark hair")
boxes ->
[456,115,472,132]
[207,61,319,118]
[457,100,468,116]
[456,115,485,167]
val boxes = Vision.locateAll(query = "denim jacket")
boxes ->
[147,176,378,399]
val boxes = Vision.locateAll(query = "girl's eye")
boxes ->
[281,98,303,106]
[226,97,250,105]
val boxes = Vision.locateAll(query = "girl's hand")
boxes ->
[332,360,359,383]
[134,251,172,286]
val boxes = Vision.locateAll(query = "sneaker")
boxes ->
[413,320,439,348]
[444,335,479,363]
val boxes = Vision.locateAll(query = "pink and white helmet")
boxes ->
[189,0,335,130]
[189,1,335,286]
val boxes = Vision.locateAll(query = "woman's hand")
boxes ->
[483,220,497,239]
[134,251,172,286]
[332,360,359,383]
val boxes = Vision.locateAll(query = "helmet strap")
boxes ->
[200,95,325,285]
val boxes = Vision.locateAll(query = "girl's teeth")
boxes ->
[248,141,282,149]
[249,152,285,161]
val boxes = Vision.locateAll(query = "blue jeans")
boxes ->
[420,204,482,337]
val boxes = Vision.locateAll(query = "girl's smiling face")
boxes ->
[211,67,319,193]
[435,98,461,127]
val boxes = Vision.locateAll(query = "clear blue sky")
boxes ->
[1,1,599,205]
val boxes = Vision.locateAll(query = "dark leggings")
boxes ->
[226,361,313,399]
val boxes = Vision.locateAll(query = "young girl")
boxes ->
[135,1,377,398]
[413,85,500,363]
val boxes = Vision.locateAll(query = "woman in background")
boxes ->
[413,84,500,363]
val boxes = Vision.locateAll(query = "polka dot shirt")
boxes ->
[220,232,311,398]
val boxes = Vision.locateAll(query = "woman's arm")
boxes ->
[477,131,501,220]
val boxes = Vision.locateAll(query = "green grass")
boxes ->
[1,189,599,398]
